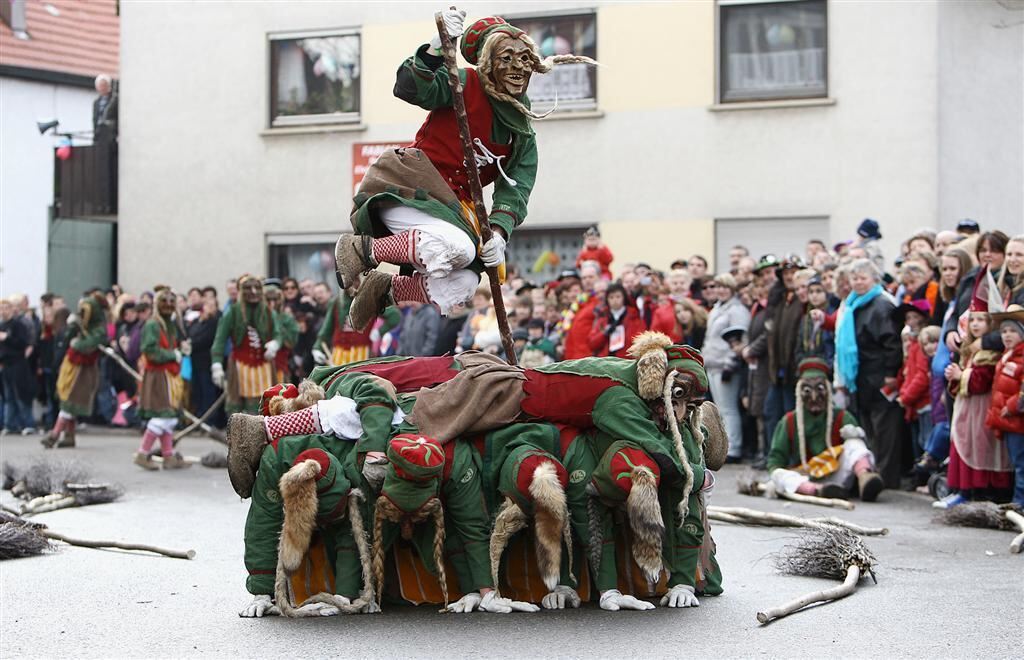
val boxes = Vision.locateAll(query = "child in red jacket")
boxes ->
[575,226,614,278]
[894,300,932,460]
[985,307,1024,508]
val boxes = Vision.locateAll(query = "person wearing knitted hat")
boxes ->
[44,290,109,449]
[211,275,281,414]
[766,358,884,501]
[240,425,374,617]
[132,288,190,470]
[371,434,534,613]
[263,280,299,383]
[470,423,578,610]
[312,287,400,368]
[407,333,728,514]
[226,352,511,499]
[337,9,597,330]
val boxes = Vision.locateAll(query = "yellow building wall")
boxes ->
[361,20,434,125]
[598,2,715,111]
[599,219,715,276]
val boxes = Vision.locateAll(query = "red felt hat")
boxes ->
[460,16,524,65]
[593,442,661,501]
[259,383,298,416]
[388,434,445,481]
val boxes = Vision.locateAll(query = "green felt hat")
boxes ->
[665,344,709,395]
[498,445,568,512]
[591,441,661,503]
[382,435,444,513]
[461,16,525,65]
[797,357,830,382]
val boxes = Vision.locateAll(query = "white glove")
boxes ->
[174,349,183,364]
[312,348,328,365]
[480,234,506,268]
[839,424,865,441]
[211,363,226,389]
[479,590,540,613]
[445,591,483,613]
[239,594,279,618]
[541,585,581,610]
[701,470,716,497]
[660,584,700,608]
[180,339,192,356]
[599,589,654,611]
[263,339,281,361]
[428,8,466,52]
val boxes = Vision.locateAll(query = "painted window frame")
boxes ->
[267,27,362,128]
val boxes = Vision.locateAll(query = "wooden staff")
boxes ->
[41,529,196,560]
[708,505,888,536]
[434,7,517,365]
[757,565,861,624]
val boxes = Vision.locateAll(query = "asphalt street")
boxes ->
[1,431,1021,658]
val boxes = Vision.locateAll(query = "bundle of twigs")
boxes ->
[756,526,877,623]
[736,469,855,510]
[0,510,194,560]
[3,458,123,515]
[708,505,888,536]
[935,502,1024,554]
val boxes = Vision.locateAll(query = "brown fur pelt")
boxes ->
[625,467,665,583]
[371,496,447,606]
[698,401,729,471]
[489,498,529,596]
[934,501,1017,531]
[267,380,325,416]
[528,462,572,590]
[628,331,673,400]
[476,31,598,120]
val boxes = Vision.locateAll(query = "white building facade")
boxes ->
[116,0,1023,294]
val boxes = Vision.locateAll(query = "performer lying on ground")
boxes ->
[767,357,885,501]
[336,10,595,330]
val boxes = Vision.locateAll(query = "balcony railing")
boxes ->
[54,143,117,219]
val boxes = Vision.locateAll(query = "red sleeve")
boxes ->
[966,364,995,395]
[598,246,614,268]
[822,311,837,332]
[588,316,608,353]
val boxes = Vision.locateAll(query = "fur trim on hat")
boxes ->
[625,467,665,584]
[489,498,528,597]
[629,331,673,399]
[529,462,570,591]
[269,380,325,416]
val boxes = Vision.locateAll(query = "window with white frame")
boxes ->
[510,11,598,113]
[719,0,827,103]
[269,29,361,127]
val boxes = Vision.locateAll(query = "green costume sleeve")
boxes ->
[379,305,401,335]
[211,305,235,365]
[594,506,618,592]
[393,46,459,111]
[315,298,338,347]
[244,447,283,595]
[69,322,107,354]
[666,493,705,589]
[329,512,363,599]
[441,444,492,592]
[331,374,400,455]
[277,312,299,349]
[140,320,177,364]
[489,135,537,239]
[766,414,792,473]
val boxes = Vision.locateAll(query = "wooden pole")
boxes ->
[434,8,517,365]
[756,564,861,624]
[41,529,196,560]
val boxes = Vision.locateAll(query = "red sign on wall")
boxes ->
[352,141,408,198]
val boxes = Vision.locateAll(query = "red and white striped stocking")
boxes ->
[391,273,430,304]
[372,230,420,266]
[263,405,322,441]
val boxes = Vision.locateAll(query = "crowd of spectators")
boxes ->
[2,219,1022,510]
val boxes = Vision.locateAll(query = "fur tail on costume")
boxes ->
[268,380,325,416]
[628,331,673,400]
[489,498,528,597]
[529,462,569,590]
[625,467,665,584]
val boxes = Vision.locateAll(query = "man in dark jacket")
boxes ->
[764,257,805,441]
[1,298,37,434]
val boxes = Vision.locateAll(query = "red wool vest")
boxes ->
[411,68,512,203]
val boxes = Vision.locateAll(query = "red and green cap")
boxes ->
[665,344,709,395]
[292,448,350,523]
[461,16,525,65]
[382,435,444,513]
[259,383,298,416]
[797,357,830,382]
[591,441,661,502]
[498,446,568,512]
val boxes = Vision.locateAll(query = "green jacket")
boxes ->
[211,301,280,366]
[324,372,402,456]
[766,408,859,474]
[140,317,179,366]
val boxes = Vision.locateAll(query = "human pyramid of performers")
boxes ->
[230,9,729,617]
